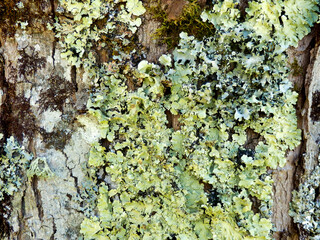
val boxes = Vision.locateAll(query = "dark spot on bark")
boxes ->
[201,181,221,207]
[238,0,249,20]
[71,66,78,92]
[0,195,13,238]
[2,84,37,141]
[40,124,73,150]
[39,111,74,150]
[249,195,261,215]
[236,148,255,167]
[244,128,264,150]
[99,138,111,150]
[311,91,320,122]
[18,47,46,79]
[315,186,320,202]
[165,110,180,130]
[39,74,76,112]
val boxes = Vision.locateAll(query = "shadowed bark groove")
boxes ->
[31,176,44,221]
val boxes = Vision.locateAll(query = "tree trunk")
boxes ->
[0,1,319,239]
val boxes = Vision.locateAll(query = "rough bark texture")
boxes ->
[0,1,100,239]
[0,1,320,239]
[272,25,320,240]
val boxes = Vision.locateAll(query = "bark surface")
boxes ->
[0,1,319,239]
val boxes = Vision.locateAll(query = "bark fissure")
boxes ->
[31,176,44,221]
[0,50,9,141]
[49,215,57,240]
[50,0,57,67]
[62,150,81,196]
[17,189,27,240]
[71,66,78,92]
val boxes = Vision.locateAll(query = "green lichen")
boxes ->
[27,157,54,178]
[52,0,319,239]
[0,136,32,201]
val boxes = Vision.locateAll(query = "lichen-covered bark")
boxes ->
[0,1,167,238]
[0,1,101,239]
[0,1,319,239]
[272,25,320,239]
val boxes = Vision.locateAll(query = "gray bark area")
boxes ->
[0,30,100,239]
[0,1,320,239]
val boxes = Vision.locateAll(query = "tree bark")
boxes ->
[0,1,319,239]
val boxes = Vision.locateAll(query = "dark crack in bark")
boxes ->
[31,176,44,221]
[62,150,81,196]
[50,0,57,67]
[49,215,57,240]
[71,66,78,92]
[17,189,27,240]
[0,49,8,143]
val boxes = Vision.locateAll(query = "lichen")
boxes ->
[290,152,320,239]
[52,0,319,239]
[0,136,32,201]
[0,136,32,238]
[27,157,54,178]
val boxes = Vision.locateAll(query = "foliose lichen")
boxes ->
[0,136,32,202]
[52,0,319,239]
[290,153,320,238]
[27,157,54,178]
[0,135,32,237]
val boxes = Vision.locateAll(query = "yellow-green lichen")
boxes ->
[52,0,320,239]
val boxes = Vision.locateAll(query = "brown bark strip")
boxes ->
[31,176,44,221]
[272,25,320,240]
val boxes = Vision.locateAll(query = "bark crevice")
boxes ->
[50,215,57,240]
[50,0,57,67]
[31,176,44,221]
[17,189,27,240]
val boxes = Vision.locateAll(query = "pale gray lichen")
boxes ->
[290,154,320,238]
[0,136,32,201]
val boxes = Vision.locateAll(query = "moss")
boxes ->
[289,58,304,77]
[151,0,215,49]
[18,47,46,78]
[2,92,37,141]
